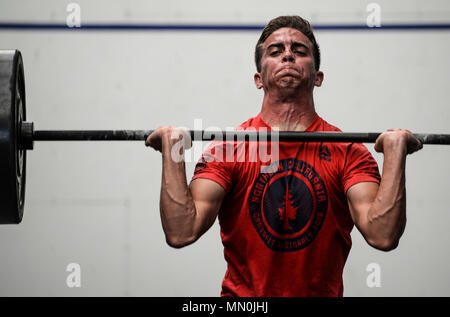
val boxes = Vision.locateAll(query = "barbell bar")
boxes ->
[18,126,450,144]
[1,49,450,225]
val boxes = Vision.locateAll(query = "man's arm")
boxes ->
[346,129,422,251]
[146,127,226,248]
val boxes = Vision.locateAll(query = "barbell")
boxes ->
[1,49,450,225]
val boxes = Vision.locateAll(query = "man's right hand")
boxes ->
[145,126,192,154]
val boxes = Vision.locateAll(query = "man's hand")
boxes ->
[145,126,192,153]
[374,129,423,155]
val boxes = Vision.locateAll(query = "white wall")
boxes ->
[0,0,449,296]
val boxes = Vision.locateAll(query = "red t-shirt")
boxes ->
[191,113,381,297]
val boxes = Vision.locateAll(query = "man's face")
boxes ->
[254,27,323,93]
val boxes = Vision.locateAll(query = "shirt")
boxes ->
[191,113,381,296]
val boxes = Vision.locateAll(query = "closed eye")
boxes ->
[294,50,307,56]
[292,42,310,56]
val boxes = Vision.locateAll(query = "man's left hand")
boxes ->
[374,129,423,155]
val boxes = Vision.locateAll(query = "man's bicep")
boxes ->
[189,178,227,236]
[346,182,379,230]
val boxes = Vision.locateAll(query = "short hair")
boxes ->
[254,15,321,72]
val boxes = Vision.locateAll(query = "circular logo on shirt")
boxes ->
[249,159,328,252]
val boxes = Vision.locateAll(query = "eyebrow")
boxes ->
[267,41,309,51]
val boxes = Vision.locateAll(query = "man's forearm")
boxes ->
[159,133,197,247]
[367,139,408,250]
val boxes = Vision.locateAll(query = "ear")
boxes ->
[314,71,324,87]
[254,72,264,89]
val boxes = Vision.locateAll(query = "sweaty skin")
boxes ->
[146,27,422,251]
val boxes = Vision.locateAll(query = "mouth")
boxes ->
[277,66,300,76]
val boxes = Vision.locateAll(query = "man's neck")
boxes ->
[259,90,316,131]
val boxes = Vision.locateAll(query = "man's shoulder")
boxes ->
[236,113,269,130]
[315,115,342,133]
[237,116,258,129]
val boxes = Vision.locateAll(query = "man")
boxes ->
[146,15,422,296]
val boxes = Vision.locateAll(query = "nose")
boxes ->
[282,48,295,63]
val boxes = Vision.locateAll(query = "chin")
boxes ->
[278,81,301,89]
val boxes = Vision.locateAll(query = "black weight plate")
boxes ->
[0,50,26,224]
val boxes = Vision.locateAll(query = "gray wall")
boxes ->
[0,0,449,296]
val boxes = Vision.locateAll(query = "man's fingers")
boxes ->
[146,127,163,152]
[374,137,383,153]
[406,133,423,154]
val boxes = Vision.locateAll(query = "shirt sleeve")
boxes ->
[342,143,381,194]
[191,141,234,193]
